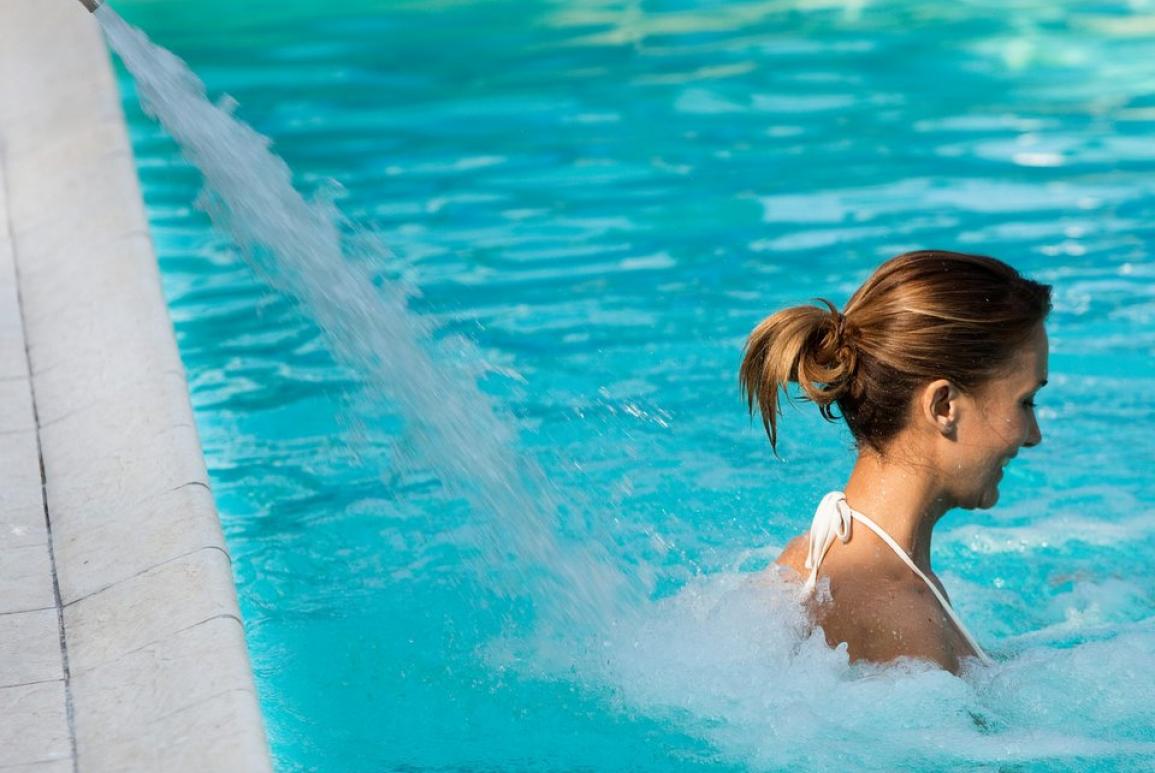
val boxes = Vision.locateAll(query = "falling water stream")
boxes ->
[96,7,641,642]
[98,4,1155,770]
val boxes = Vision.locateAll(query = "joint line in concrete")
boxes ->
[3,145,81,773]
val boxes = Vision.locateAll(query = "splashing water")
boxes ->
[98,6,1155,771]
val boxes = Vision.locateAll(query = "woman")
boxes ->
[741,250,1051,673]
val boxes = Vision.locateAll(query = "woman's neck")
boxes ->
[841,448,952,570]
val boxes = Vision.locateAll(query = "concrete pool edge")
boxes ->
[0,1,273,770]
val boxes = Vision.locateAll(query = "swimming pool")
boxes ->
[109,0,1155,769]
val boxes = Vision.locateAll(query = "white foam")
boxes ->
[578,569,1155,770]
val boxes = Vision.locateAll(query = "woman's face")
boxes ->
[949,323,1049,509]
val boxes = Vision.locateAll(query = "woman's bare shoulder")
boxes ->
[774,534,809,578]
[847,582,960,672]
[768,536,960,672]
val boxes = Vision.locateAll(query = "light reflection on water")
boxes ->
[109,0,1155,769]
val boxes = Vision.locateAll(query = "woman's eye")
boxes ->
[1022,400,1037,408]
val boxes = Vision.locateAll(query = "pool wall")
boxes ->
[0,0,272,769]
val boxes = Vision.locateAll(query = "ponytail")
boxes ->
[739,298,858,453]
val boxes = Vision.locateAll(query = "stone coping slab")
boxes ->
[0,0,273,770]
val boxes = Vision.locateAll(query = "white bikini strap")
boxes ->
[803,491,854,593]
[801,491,993,666]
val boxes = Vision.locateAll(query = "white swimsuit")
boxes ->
[802,491,993,666]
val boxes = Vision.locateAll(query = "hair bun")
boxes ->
[808,300,858,401]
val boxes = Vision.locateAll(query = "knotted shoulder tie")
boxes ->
[802,491,854,594]
[800,491,994,666]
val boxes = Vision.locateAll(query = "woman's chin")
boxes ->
[960,480,1001,510]
[969,466,1005,509]
[975,482,1001,509]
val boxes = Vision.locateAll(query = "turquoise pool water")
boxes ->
[108,0,1155,770]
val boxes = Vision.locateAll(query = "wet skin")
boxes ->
[774,324,1050,674]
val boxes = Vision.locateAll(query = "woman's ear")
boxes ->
[921,379,959,438]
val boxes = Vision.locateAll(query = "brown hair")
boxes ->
[739,250,1052,453]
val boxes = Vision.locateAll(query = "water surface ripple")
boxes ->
[110,0,1155,770]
